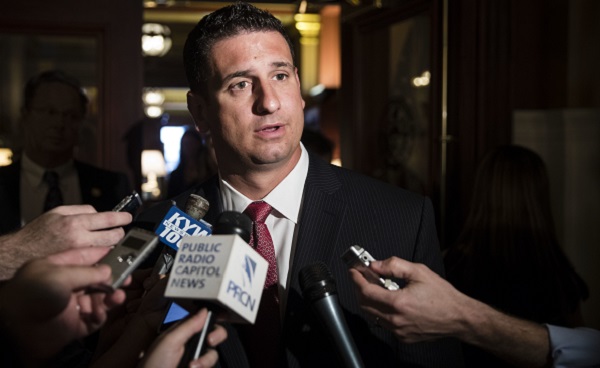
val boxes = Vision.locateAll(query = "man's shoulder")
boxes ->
[321,161,427,206]
[74,160,127,179]
[74,161,131,194]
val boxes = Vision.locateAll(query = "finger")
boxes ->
[190,348,219,368]
[48,204,97,216]
[370,257,414,279]
[77,293,94,315]
[206,324,228,347]
[104,288,127,309]
[165,309,209,345]
[349,269,397,314]
[79,211,133,231]
[47,247,112,266]
[121,275,133,288]
[85,227,127,247]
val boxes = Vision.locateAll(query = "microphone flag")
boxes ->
[155,205,212,251]
[165,234,268,324]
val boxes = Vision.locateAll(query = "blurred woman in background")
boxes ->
[444,145,589,367]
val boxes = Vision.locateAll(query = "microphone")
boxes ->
[165,211,267,323]
[211,210,251,242]
[183,193,210,221]
[299,262,365,368]
[153,194,211,275]
[164,211,267,365]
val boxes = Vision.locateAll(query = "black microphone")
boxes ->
[211,210,251,242]
[299,262,365,368]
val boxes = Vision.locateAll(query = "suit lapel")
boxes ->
[284,154,347,326]
[289,156,346,285]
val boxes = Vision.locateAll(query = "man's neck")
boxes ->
[24,150,72,169]
[221,149,302,201]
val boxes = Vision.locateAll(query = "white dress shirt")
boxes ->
[219,144,309,309]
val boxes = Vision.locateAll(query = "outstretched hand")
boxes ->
[0,205,132,279]
[0,246,128,365]
[349,256,472,343]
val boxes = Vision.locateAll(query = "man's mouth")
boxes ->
[259,124,281,132]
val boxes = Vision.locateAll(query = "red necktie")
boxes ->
[241,201,282,367]
[244,201,278,287]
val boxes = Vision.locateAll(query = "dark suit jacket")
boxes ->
[0,160,131,234]
[135,152,463,367]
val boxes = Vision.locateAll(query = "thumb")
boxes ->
[371,256,414,280]
[55,264,112,291]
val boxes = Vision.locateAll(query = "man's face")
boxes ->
[22,82,83,157]
[192,31,305,174]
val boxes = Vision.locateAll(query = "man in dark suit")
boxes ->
[0,70,130,235]
[135,3,463,367]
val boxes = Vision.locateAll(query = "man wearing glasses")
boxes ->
[0,70,130,234]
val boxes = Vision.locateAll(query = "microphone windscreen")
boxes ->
[299,262,338,302]
[212,211,252,243]
[184,194,210,220]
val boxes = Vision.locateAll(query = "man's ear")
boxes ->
[187,91,209,133]
[294,67,305,109]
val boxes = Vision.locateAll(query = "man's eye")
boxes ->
[232,81,249,90]
[274,73,287,81]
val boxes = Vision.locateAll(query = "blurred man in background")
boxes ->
[0,70,130,235]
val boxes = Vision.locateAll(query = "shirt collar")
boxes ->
[220,143,309,223]
[21,153,76,186]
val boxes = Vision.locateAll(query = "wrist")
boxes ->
[453,294,493,346]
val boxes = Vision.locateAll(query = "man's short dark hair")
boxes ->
[23,69,88,114]
[183,1,295,96]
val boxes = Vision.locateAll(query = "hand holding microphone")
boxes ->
[139,308,228,368]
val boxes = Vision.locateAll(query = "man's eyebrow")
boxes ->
[222,69,251,86]
[272,61,294,69]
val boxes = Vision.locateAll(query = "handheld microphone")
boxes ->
[165,211,266,323]
[165,211,267,366]
[153,194,211,275]
[211,210,251,242]
[299,262,365,368]
[183,194,210,222]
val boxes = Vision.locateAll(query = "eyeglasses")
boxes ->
[29,107,83,122]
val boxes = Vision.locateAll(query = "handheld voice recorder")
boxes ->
[341,245,400,291]
[112,190,143,215]
[96,228,159,291]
